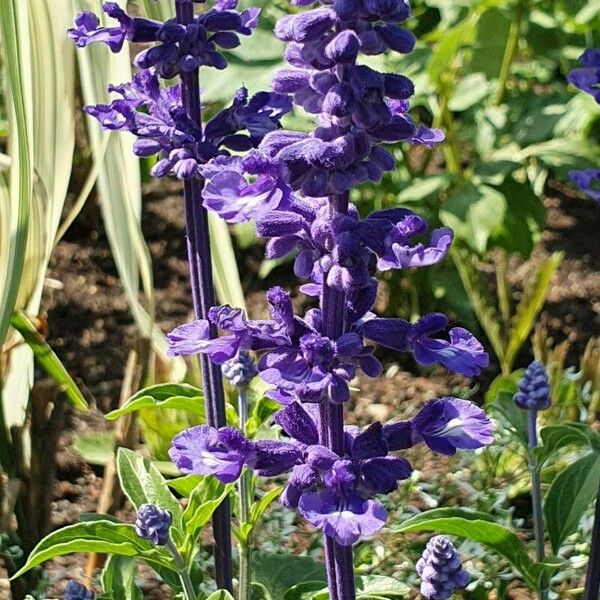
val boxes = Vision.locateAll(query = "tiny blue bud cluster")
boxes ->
[513,361,551,411]
[135,504,173,546]
[416,536,469,600]
[64,581,95,600]
[567,49,600,204]
[222,351,258,387]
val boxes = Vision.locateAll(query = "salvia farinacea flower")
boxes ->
[64,581,95,600]
[567,48,600,104]
[83,70,291,180]
[416,536,469,600]
[135,504,173,546]
[569,169,600,204]
[169,398,492,544]
[68,1,260,77]
[513,361,551,411]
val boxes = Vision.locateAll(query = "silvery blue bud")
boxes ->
[513,361,551,411]
[222,351,258,388]
[135,504,173,546]
[416,536,469,600]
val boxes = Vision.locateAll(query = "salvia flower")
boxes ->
[68,1,261,77]
[416,536,469,600]
[135,504,173,546]
[567,48,600,104]
[569,169,600,204]
[64,581,95,600]
[513,361,551,411]
[222,350,258,387]
[170,424,257,482]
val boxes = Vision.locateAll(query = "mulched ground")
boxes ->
[0,178,598,599]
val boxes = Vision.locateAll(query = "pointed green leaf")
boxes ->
[106,383,205,421]
[544,451,600,553]
[392,508,560,589]
[12,520,174,579]
[504,252,562,371]
[10,310,87,410]
[101,556,143,600]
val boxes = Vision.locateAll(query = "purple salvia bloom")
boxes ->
[416,536,469,600]
[298,490,387,546]
[567,48,600,104]
[569,169,600,204]
[169,425,256,483]
[361,313,489,377]
[411,398,494,455]
[64,581,95,600]
[513,361,551,411]
[135,504,173,546]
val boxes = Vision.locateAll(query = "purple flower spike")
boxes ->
[169,425,256,483]
[412,398,494,456]
[416,536,469,600]
[569,169,600,204]
[513,361,551,411]
[298,490,387,546]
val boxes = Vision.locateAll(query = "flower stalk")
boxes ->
[173,0,233,590]
[237,385,252,600]
[166,538,197,600]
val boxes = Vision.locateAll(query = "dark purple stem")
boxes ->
[319,192,356,600]
[175,0,233,591]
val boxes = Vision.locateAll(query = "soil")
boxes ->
[0,178,598,599]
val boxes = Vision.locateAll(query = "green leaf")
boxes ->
[355,576,410,598]
[396,175,452,205]
[504,252,563,371]
[116,448,183,531]
[252,552,327,600]
[168,475,204,497]
[205,592,235,600]
[489,178,545,258]
[393,508,559,589]
[440,182,506,254]
[468,8,512,78]
[284,582,327,600]
[448,73,491,112]
[238,487,283,543]
[106,383,205,421]
[427,20,476,82]
[181,478,233,553]
[0,0,33,348]
[515,139,600,176]
[101,556,143,600]
[9,311,87,410]
[246,397,280,438]
[486,371,527,445]
[544,451,600,554]
[535,424,592,465]
[451,247,505,363]
[11,520,173,579]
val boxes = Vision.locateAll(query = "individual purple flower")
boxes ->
[221,350,258,388]
[377,215,453,271]
[569,169,600,204]
[416,536,469,600]
[411,397,494,455]
[513,361,551,411]
[64,581,95,600]
[135,504,173,546]
[361,313,489,377]
[200,153,292,223]
[298,489,387,546]
[567,48,600,103]
[169,425,256,483]
[67,3,161,53]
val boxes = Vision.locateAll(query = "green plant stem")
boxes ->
[527,408,548,600]
[166,538,196,600]
[493,0,527,106]
[437,84,463,178]
[237,386,251,600]
[582,479,600,600]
